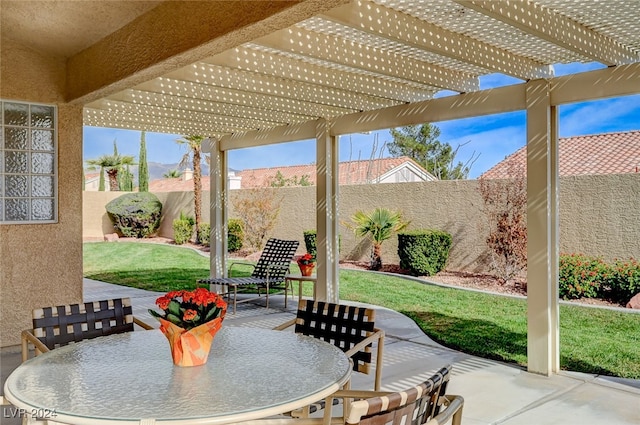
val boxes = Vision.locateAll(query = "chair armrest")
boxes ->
[133,316,155,330]
[425,395,464,425]
[21,329,50,362]
[272,318,297,331]
[229,261,255,277]
[343,328,384,358]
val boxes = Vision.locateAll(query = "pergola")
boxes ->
[4,0,639,374]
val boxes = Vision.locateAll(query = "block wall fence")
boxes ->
[83,174,640,273]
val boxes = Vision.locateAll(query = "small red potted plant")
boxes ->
[297,253,316,276]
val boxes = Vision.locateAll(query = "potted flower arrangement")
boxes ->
[149,288,227,367]
[297,253,316,276]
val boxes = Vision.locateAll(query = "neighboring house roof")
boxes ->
[481,131,640,179]
[147,157,435,192]
[148,177,209,193]
[238,156,435,188]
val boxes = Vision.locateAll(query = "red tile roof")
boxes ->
[238,156,426,187]
[481,131,640,179]
[148,157,429,192]
[148,177,210,192]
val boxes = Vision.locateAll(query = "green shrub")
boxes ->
[558,254,608,299]
[228,218,244,252]
[604,258,640,304]
[105,192,162,238]
[198,223,211,246]
[173,212,194,245]
[303,230,340,257]
[303,230,317,257]
[398,230,451,276]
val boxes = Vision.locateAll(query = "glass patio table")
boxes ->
[3,327,351,424]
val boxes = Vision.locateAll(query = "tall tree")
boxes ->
[138,131,149,192]
[176,135,209,243]
[98,167,105,191]
[388,123,477,180]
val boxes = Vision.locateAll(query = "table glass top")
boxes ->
[5,327,351,422]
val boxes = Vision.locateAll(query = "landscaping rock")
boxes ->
[104,233,119,242]
[626,293,640,309]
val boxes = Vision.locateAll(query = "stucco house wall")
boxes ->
[83,173,640,274]
[1,39,84,346]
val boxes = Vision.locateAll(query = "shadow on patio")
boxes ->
[1,278,638,425]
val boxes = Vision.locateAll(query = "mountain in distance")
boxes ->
[145,162,211,181]
[85,162,210,182]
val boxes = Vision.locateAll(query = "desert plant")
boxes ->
[348,208,408,271]
[227,219,244,252]
[105,192,162,238]
[173,212,195,245]
[398,230,452,276]
[478,170,527,284]
[232,187,282,252]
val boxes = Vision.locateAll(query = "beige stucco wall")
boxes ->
[1,39,84,347]
[82,173,640,272]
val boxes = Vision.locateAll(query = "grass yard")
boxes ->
[84,242,640,379]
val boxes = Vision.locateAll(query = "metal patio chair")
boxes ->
[325,364,464,425]
[199,238,299,313]
[21,297,153,362]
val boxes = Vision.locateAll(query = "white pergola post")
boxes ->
[207,137,228,280]
[526,79,560,375]
[315,119,340,303]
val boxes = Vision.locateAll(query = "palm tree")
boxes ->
[163,169,182,179]
[350,208,408,271]
[86,154,135,191]
[176,135,209,243]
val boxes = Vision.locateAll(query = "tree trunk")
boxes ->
[371,243,382,271]
[106,169,119,191]
[193,147,202,243]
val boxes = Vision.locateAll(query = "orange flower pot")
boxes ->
[299,263,315,276]
[159,317,224,367]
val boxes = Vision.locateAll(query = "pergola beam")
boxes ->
[205,45,437,103]
[166,62,398,112]
[459,0,639,66]
[255,26,479,93]
[322,0,552,80]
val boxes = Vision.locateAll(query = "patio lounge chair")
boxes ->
[323,364,464,425]
[21,297,153,362]
[199,238,299,314]
[274,300,385,391]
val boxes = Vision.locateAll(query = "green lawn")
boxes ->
[84,242,640,379]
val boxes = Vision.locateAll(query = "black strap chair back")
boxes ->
[295,301,376,375]
[252,238,299,281]
[21,298,153,361]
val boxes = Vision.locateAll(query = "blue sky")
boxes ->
[83,63,640,179]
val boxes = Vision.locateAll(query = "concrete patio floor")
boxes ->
[2,278,639,425]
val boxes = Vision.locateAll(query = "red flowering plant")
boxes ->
[148,288,227,330]
[297,253,316,266]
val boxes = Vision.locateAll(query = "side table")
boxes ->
[285,274,317,304]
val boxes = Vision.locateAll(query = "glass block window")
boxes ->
[1,100,57,224]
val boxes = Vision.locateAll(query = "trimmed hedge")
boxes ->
[228,218,244,252]
[303,230,317,257]
[398,230,452,276]
[198,223,211,246]
[302,230,340,257]
[105,192,162,238]
[173,213,194,245]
